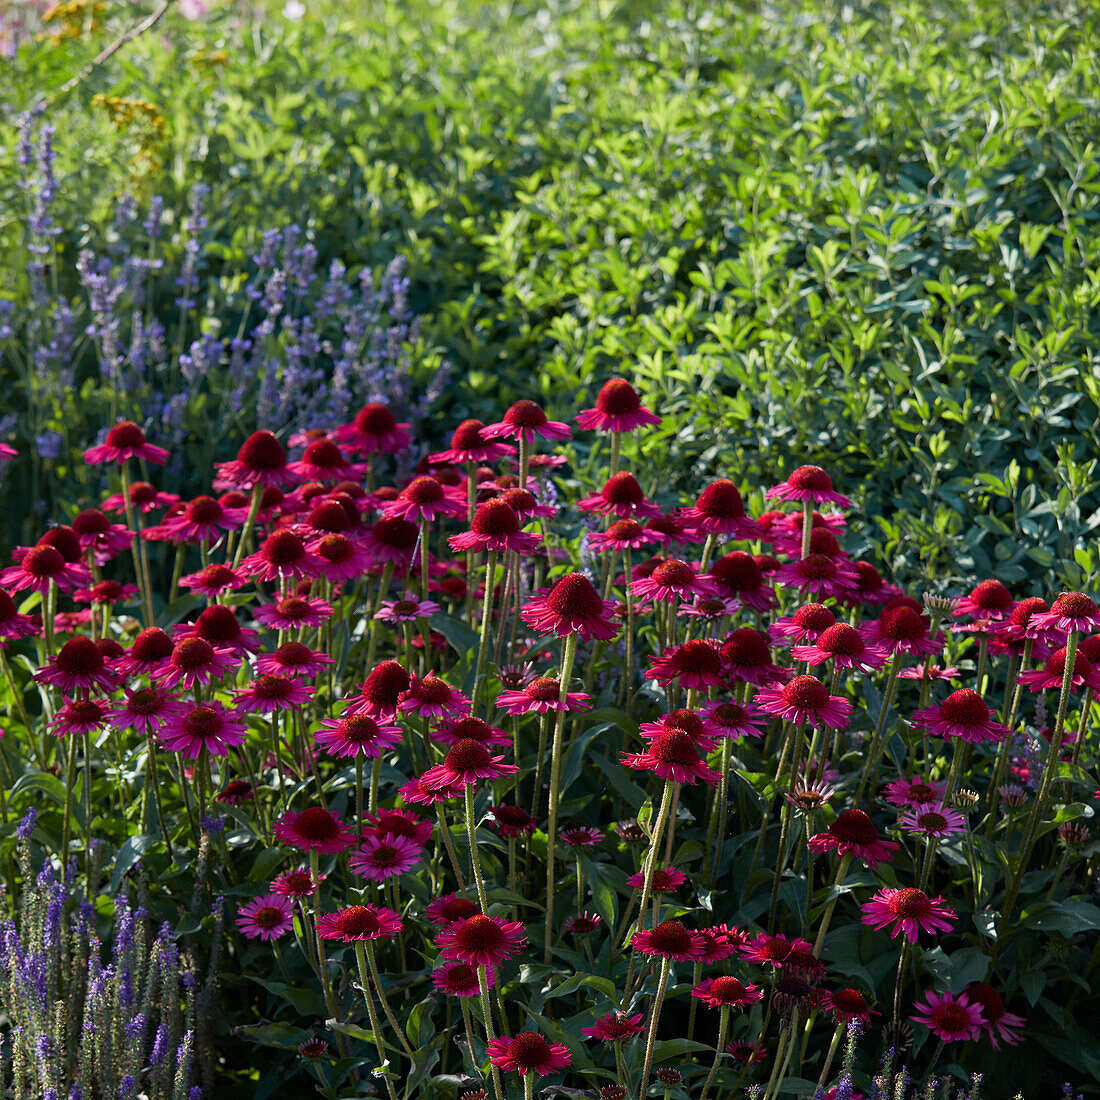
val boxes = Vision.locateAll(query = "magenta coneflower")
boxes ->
[175,605,260,657]
[434,715,512,748]
[791,624,888,672]
[625,866,686,891]
[702,700,767,741]
[215,430,299,490]
[678,480,763,540]
[34,636,118,694]
[1,545,88,594]
[496,675,590,715]
[115,627,174,677]
[587,519,663,553]
[755,676,852,730]
[254,641,335,678]
[333,403,412,454]
[647,639,725,688]
[216,779,254,805]
[911,990,985,1041]
[826,989,874,1026]
[862,606,943,657]
[288,438,360,483]
[631,919,707,961]
[273,807,357,854]
[347,660,411,718]
[397,672,471,719]
[720,628,789,686]
[953,579,1013,622]
[152,637,238,690]
[158,701,248,759]
[383,476,465,522]
[899,804,969,838]
[235,674,315,715]
[303,532,370,583]
[179,563,249,597]
[575,378,661,433]
[522,573,619,641]
[774,553,859,599]
[677,594,740,621]
[236,894,295,941]
[376,593,440,624]
[482,400,572,444]
[990,596,1054,655]
[102,481,179,515]
[159,496,247,543]
[49,697,110,739]
[497,487,558,521]
[1017,647,1100,692]
[807,810,899,867]
[270,868,325,898]
[313,714,402,758]
[765,465,851,507]
[862,887,955,941]
[898,663,960,682]
[709,551,777,611]
[253,595,334,630]
[317,904,402,942]
[425,892,482,926]
[691,976,764,1009]
[239,531,322,582]
[109,686,183,734]
[432,961,497,998]
[698,924,748,961]
[964,983,1025,1049]
[843,561,903,607]
[70,509,133,564]
[363,807,433,846]
[577,472,662,519]
[349,834,423,880]
[639,709,721,750]
[429,419,517,464]
[621,730,720,786]
[1029,591,1100,636]
[564,912,603,935]
[582,1012,646,1042]
[560,825,604,847]
[436,914,527,966]
[630,559,719,604]
[449,499,542,555]
[421,739,518,793]
[0,589,38,640]
[644,514,690,545]
[488,805,538,838]
[775,526,849,561]
[84,421,169,466]
[361,516,421,570]
[773,602,837,644]
[740,932,812,967]
[883,776,947,809]
[911,689,1010,744]
[488,1032,572,1078]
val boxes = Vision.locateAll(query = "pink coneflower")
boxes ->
[347,660,411,718]
[361,516,420,570]
[236,894,295,941]
[990,597,1054,656]
[1029,591,1100,636]
[678,480,763,540]
[639,708,722,751]
[625,866,686,891]
[436,914,527,966]
[254,641,335,679]
[83,421,169,466]
[644,514,690,545]
[826,989,875,1026]
[496,487,558,522]
[482,400,572,444]
[678,594,741,621]
[703,700,767,742]
[270,868,325,897]
[496,676,590,715]
[740,932,813,967]
[691,976,764,1009]
[109,686,183,734]
[862,606,943,657]
[349,834,423,880]
[522,573,619,641]
[898,664,960,682]
[911,990,985,1041]
[179,563,249,597]
[313,713,402,758]
[102,481,179,515]
[807,810,899,867]
[429,419,517,464]
[709,551,776,611]
[582,1012,646,1042]
[432,961,497,998]
[911,689,1010,744]
[215,430,299,490]
[70,509,133,564]
[333,403,412,454]
[239,530,322,582]
[792,624,888,672]
[49,697,110,738]
[577,473,663,519]
[899,804,969,838]
[363,807,433,846]
[216,779,254,805]
[773,602,837,644]
[843,561,903,607]
[630,559,719,604]
[587,519,663,553]
[775,527,849,561]
[253,596,334,631]
[1017,647,1100,692]
[953,579,1014,622]
[115,627,175,677]
[621,730,720,786]
[449,499,542,555]
[883,776,947,809]
[755,676,852,730]
[159,496,247,543]
[288,438,360,483]
[575,378,661,432]
[383,476,465,523]
[434,715,512,748]
[175,605,260,657]
[397,672,471,719]
[720,628,789,686]
[158,701,248,759]
[765,466,851,507]
[647,639,725,688]
[564,912,603,936]
[560,825,604,847]
[0,444,15,461]
[425,892,482,926]
[1,545,88,594]
[308,532,372,583]
[698,924,748,961]
[34,636,118,694]
[152,637,238,690]
[376,593,440,623]
[317,904,402,942]
[862,887,955,941]
[302,498,358,535]
[235,674,315,714]
[488,805,538,838]
[488,1032,572,1078]
[274,807,357,854]
[774,553,859,599]
[0,589,37,640]
[727,1040,768,1065]
[964,983,1025,1049]
[631,919,707,960]
[421,739,518,793]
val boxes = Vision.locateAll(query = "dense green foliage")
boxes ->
[4,0,1100,583]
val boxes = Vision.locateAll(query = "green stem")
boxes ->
[699,1005,730,1100]
[354,942,399,1100]
[637,957,672,1100]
